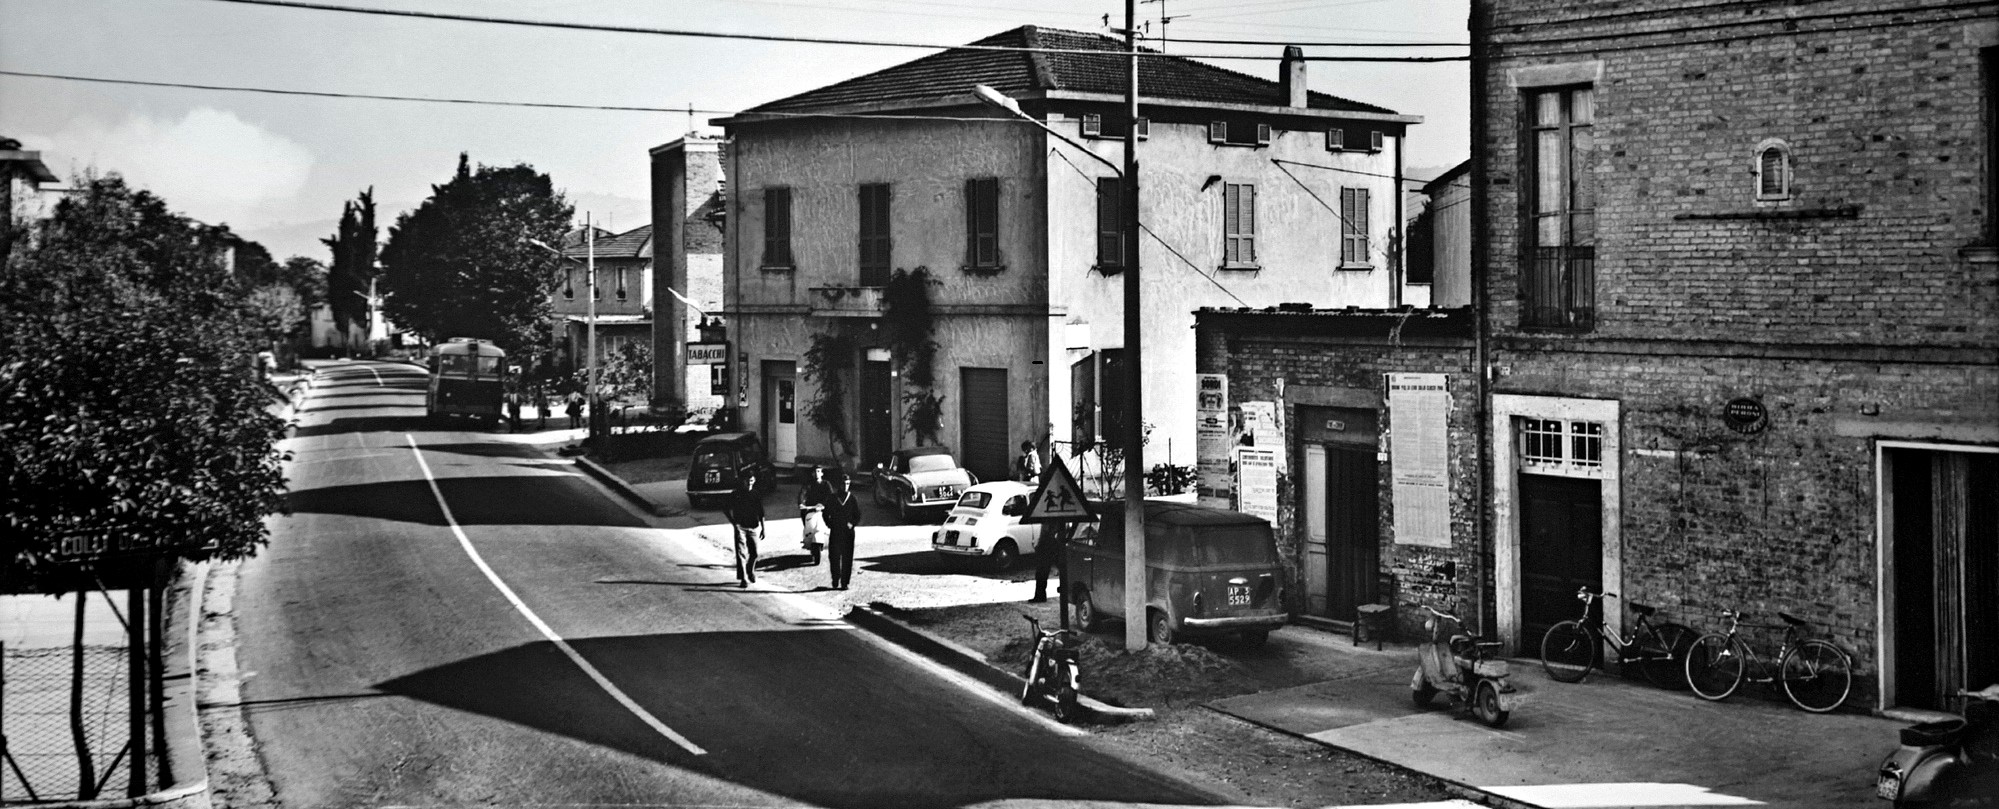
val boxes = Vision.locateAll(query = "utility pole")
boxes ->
[587,213,604,446]
[1120,0,1147,653]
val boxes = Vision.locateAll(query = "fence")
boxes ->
[2,642,132,803]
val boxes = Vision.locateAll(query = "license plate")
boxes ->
[705,471,719,483]
[943,531,958,545]
[1875,773,1899,800]
[1228,585,1251,606]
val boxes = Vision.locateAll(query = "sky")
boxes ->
[0,0,1470,263]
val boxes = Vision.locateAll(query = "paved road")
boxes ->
[231,359,1229,808]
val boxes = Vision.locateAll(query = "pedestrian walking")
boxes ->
[798,466,830,566]
[534,384,550,430]
[505,387,523,431]
[729,470,766,588]
[565,389,583,430]
[1014,440,1043,483]
[823,470,863,590]
[1030,523,1069,603]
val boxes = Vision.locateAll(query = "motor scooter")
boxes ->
[1877,683,1999,807]
[1410,602,1518,728]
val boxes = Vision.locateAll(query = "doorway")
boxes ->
[1519,473,1604,644]
[960,367,1010,483]
[1299,405,1380,621]
[861,358,893,468]
[762,362,796,465]
[1884,446,1999,710]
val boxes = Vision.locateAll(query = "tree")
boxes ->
[599,341,653,406]
[322,187,377,342]
[246,282,305,347]
[1,172,290,586]
[276,255,328,309]
[379,154,573,356]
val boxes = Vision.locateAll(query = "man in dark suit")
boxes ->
[822,471,863,590]
[729,471,765,588]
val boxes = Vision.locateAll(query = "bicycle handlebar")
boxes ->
[1574,587,1618,602]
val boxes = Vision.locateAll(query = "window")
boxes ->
[1223,183,1257,267]
[1095,177,1124,271]
[1081,114,1103,137]
[1326,128,1345,151]
[1208,120,1271,147]
[1755,140,1791,201]
[1524,86,1597,330]
[1368,130,1385,152]
[964,177,1000,269]
[562,267,575,300]
[1519,417,1603,473]
[1340,186,1370,267]
[763,186,793,268]
[1071,353,1096,448]
[1084,114,1147,140]
[1098,349,1130,450]
[858,183,891,286]
[614,266,628,301]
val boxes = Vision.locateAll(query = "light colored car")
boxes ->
[873,446,977,522]
[930,481,1043,570]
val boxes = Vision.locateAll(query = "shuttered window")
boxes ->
[965,177,1000,269]
[1223,183,1256,266]
[858,183,891,286]
[1095,177,1124,271]
[763,186,792,268]
[1340,186,1370,266]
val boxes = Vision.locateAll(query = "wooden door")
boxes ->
[1326,444,1380,620]
[1519,473,1603,645]
[959,367,1009,483]
[861,360,893,468]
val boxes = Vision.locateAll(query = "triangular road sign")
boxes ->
[1021,455,1097,524]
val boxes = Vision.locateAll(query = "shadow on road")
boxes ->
[373,631,1222,809]
[287,475,648,529]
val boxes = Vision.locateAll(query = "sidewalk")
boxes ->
[583,458,1902,809]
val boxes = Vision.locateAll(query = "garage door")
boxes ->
[959,367,1009,484]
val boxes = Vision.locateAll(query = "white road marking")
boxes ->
[404,434,707,756]
[1482,782,1763,806]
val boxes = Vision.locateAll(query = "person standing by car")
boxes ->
[1030,523,1068,604]
[729,470,766,588]
[798,466,830,566]
[1015,440,1042,482]
[823,470,863,590]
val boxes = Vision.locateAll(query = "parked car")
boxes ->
[873,446,977,522]
[931,481,1047,570]
[1065,501,1287,647]
[685,431,775,509]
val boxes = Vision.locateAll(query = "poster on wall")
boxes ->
[1388,372,1451,547]
[1237,400,1283,523]
[1196,374,1232,509]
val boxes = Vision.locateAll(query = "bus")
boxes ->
[427,337,507,424]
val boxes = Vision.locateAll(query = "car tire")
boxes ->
[873,480,888,508]
[896,495,910,523]
[1147,609,1175,646]
[1070,591,1100,632]
[989,540,1018,572]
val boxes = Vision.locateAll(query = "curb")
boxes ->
[573,455,683,517]
[1201,706,1540,809]
[842,602,1153,723]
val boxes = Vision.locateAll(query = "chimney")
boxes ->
[1280,46,1307,108]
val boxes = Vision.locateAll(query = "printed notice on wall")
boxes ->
[1237,400,1283,523]
[1195,374,1232,510]
[1388,373,1451,547]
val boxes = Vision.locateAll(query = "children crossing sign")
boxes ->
[1021,455,1097,524]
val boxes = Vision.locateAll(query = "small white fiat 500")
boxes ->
[930,481,1043,570]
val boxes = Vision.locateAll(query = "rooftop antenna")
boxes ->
[1139,0,1183,51]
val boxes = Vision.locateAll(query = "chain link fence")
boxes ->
[2,642,131,803]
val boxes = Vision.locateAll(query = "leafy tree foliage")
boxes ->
[1,173,290,586]
[246,283,305,345]
[277,255,328,309]
[379,154,573,355]
[322,187,377,339]
[599,341,653,406]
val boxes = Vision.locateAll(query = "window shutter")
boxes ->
[966,177,999,268]
[1208,121,1227,143]
[765,187,791,267]
[964,178,978,266]
[1243,184,1256,263]
[1223,184,1240,264]
[858,185,875,270]
[1097,177,1121,268]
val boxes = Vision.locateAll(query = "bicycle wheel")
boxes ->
[1540,620,1597,683]
[1639,622,1696,690]
[1780,639,1852,713]
[1684,633,1746,701]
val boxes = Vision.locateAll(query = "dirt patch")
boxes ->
[888,600,1455,808]
[599,454,688,485]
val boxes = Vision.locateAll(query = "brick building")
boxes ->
[1474,0,1998,711]
[1194,307,1477,632]
[650,134,727,415]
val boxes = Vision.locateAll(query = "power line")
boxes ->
[202,0,1466,61]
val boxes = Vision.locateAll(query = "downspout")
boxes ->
[1468,0,1495,644]
[1393,129,1405,308]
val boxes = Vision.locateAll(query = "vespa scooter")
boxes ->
[1411,602,1518,728]
[1877,683,1999,807]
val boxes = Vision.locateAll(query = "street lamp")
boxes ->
[973,20,1146,651]
[528,218,603,446]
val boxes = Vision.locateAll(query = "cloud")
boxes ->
[46,108,314,227]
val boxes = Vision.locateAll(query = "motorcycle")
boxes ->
[1021,613,1082,723]
[1878,683,1999,807]
[1411,602,1518,728]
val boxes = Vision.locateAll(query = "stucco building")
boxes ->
[649,134,728,416]
[1474,0,1998,711]
[552,224,652,387]
[715,26,1420,483]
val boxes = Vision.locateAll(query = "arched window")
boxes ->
[1755,139,1792,201]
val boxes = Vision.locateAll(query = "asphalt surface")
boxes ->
[234,359,1234,808]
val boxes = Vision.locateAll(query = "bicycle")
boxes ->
[1682,608,1852,713]
[1540,587,1697,689]
[1021,613,1082,723]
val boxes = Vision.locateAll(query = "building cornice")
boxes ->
[1493,335,1999,366]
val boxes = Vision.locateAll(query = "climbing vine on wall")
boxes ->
[883,266,945,444]
[802,329,857,458]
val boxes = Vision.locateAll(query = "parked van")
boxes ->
[1065,501,1287,646]
[685,432,775,509]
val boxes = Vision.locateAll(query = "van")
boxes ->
[685,432,775,509]
[1065,501,1287,646]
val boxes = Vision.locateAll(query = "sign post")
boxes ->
[1020,456,1099,631]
